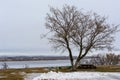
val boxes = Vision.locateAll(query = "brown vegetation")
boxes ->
[90,53,120,65]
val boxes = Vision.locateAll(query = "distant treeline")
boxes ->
[0,56,77,61]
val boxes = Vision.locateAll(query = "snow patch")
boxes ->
[31,71,120,80]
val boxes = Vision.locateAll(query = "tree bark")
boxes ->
[67,47,74,70]
[74,51,82,69]
[65,37,74,70]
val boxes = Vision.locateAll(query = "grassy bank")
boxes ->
[0,67,48,80]
[0,65,120,80]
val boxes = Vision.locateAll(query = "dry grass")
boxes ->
[0,69,24,80]
[0,67,49,80]
[96,65,120,72]
[0,65,120,80]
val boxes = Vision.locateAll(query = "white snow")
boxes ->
[25,71,120,80]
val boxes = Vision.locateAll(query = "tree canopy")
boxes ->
[45,5,118,70]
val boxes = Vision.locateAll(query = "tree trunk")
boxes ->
[74,48,82,69]
[74,58,81,69]
[67,47,74,70]
[74,47,91,69]
[65,37,75,70]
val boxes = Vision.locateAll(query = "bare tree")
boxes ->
[2,62,8,70]
[90,54,106,65]
[105,53,120,65]
[45,5,118,70]
[90,53,120,65]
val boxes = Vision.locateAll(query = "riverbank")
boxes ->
[0,65,120,80]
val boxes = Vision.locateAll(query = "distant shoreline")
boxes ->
[0,59,69,62]
[0,56,77,62]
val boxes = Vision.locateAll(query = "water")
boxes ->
[0,60,71,69]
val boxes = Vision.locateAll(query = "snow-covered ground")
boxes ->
[25,71,120,80]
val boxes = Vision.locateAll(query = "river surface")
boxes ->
[0,60,71,69]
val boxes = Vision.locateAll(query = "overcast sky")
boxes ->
[0,0,120,56]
